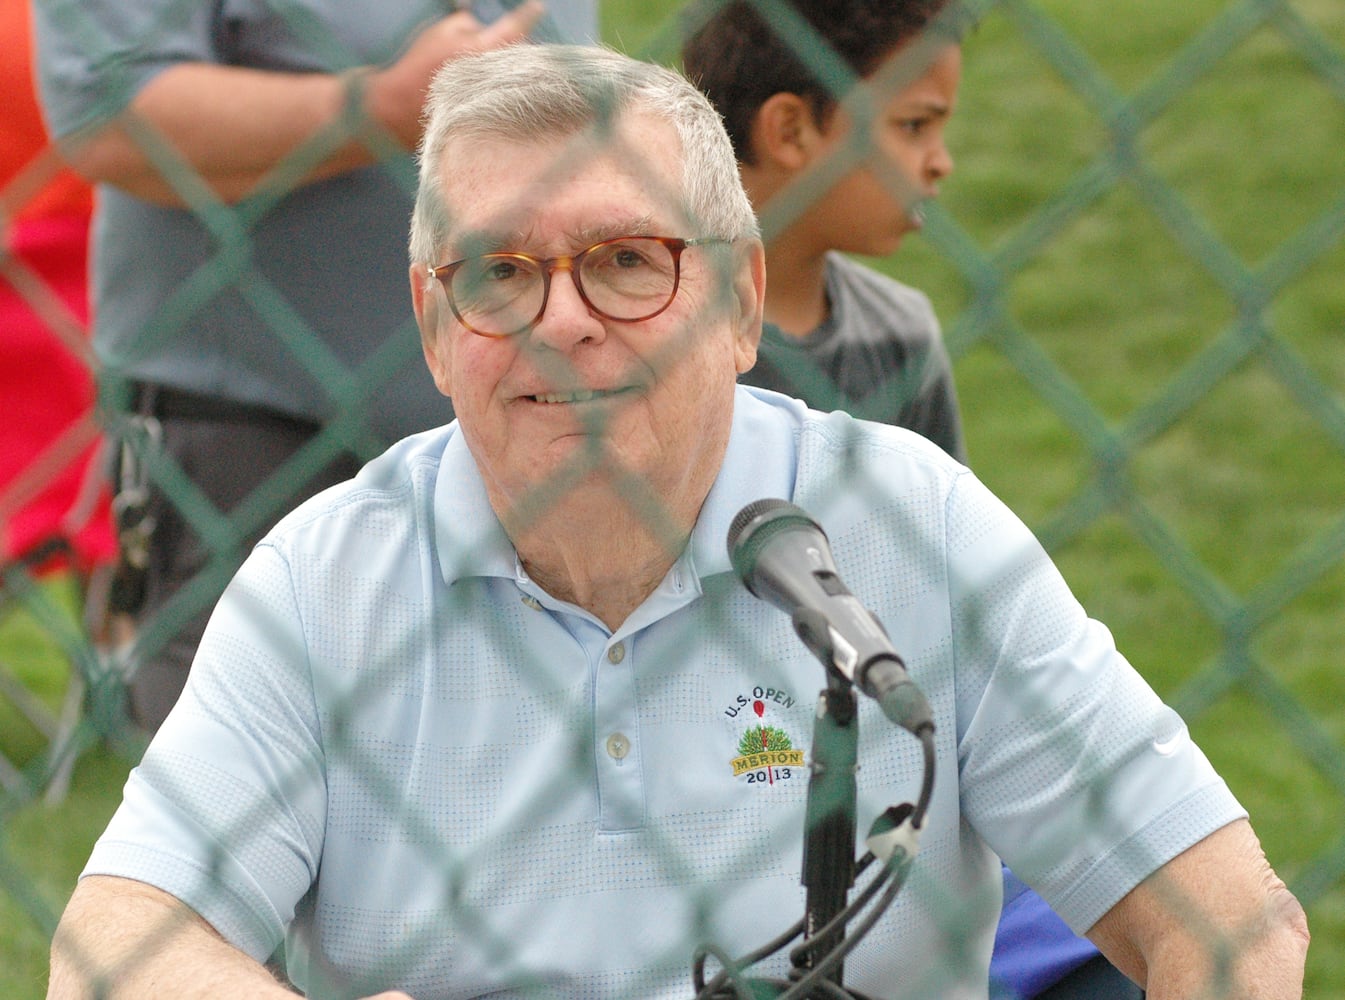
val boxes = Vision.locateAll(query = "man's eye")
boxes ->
[483,260,522,281]
[609,246,653,269]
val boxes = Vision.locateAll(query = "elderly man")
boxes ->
[48,44,1306,1000]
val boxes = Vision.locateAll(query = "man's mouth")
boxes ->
[530,387,633,404]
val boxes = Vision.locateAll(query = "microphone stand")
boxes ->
[796,628,859,991]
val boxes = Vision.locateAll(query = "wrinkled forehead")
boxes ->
[436,112,691,256]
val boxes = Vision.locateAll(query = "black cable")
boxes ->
[692,919,805,999]
[692,854,894,999]
[777,855,911,999]
[787,854,889,969]
[691,701,938,999]
[694,851,904,1000]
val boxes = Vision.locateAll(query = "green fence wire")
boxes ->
[2,0,1342,995]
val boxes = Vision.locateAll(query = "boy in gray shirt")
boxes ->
[684,0,964,461]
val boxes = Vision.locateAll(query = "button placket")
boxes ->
[594,634,643,828]
[603,643,630,763]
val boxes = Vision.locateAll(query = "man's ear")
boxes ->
[411,265,439,341]
[749,92,825,173]
[410,264,452,397]
[731,239,766,375]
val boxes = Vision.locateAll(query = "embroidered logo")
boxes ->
[727,691,805,784]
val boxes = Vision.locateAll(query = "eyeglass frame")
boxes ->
[426,235,729,338]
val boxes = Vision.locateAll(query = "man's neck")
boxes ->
[482,406,733,632]
[515,501,690,632]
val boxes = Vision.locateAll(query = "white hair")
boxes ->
[408,44,760,265]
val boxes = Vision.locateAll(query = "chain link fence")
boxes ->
[2,0,1342,995]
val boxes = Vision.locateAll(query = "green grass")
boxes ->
[4,0,1343,995]
[0,578,138,998]
[897,1,1345,992]
[0,747,133,999]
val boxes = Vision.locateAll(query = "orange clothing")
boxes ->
[1,0,92,222]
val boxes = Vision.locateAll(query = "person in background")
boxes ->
[46,42,1306,1000]
[683,2,1140,997]
[1,0,114,577]
[31,0,597,734]
[684,0,963,463]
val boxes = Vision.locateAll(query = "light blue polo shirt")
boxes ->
[84,386,1244,998]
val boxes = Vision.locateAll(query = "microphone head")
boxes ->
[726,499,826,593]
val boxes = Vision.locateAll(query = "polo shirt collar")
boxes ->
[685,386,800,582]
[433,425,516,585]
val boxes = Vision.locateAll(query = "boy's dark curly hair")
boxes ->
[682,0,957,164]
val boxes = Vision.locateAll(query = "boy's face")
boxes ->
[807,42,962,257]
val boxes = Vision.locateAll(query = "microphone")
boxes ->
[727,499,934,736]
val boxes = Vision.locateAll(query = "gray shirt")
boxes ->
[740,251,966,462]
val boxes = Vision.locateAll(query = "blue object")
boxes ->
[990,866,1101,999]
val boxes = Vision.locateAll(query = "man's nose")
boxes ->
[528,261,606,350]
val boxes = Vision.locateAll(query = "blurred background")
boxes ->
[2,0,1342,995]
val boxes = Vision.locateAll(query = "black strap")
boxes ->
[132,383,322,435]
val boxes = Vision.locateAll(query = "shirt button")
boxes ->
[607,642,626,665]
[605,733,630,760]
[521,595,543,611]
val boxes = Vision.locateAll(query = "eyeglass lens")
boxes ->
[449,237,680,336]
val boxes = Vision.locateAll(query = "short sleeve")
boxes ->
[945,470,1244,931]
[32,1,224,138]
[82,542,328,959]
